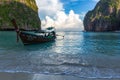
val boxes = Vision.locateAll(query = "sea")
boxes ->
[0,31,120,79]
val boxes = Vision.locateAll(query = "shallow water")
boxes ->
[0,31,120,79]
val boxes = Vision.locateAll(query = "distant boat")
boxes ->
[11,19,56,45]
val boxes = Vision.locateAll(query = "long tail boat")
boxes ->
[11,19,56,45]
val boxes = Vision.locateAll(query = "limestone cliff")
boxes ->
[84,0,120,32]
[0,0,41,30]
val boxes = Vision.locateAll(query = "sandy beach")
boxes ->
[0,72,119,80]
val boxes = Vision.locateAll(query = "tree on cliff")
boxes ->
[84,0,120,32]
[0,0,41,30]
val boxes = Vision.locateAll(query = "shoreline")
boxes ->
[0,72,80,80]
[0,72,119,80]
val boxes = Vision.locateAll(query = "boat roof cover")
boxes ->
[46,27,54,30]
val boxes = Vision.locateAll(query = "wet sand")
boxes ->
[0,72,119,80]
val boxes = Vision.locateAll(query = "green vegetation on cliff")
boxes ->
[84,0,120,31]
[0,0,41,30]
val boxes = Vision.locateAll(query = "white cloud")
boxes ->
[36,0,83,31]
[42,10,83,31]
[92,0,100,2]
[36,0,63,18]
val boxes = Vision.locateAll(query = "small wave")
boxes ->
[36,62,111,69]
[33,62,92,68]
[60,62,91,67]
[0,70,32,74]
[78,76,120,79]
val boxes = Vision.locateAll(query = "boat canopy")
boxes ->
[46,27,55,32]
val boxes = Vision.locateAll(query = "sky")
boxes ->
[36,0,100,31]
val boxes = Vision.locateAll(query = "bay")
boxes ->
[0,31,120,79]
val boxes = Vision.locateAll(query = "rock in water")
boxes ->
[0,0,41,30]
[84,0,120,32]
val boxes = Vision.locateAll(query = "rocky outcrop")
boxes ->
[0,0,41,30]
[84,0,120,32]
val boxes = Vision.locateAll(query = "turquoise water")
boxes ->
[0,31,120,79]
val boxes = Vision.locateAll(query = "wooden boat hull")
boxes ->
[19,31,56,45]
[11,19,56,45]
